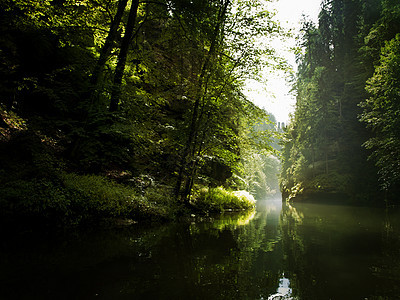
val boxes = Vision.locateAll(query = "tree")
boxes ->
[280,0,383,201]
[361,34,400,191]
[0,0,285,223]
[109,0,140,112]
[173,0,283,203]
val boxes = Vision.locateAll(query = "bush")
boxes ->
[0,178,70,221]
[62,173,175,222]
[62,173,136,220]
[0,172,175,226]
[304,172,352,193]
[142,185,177,217]
[192,186,255,213]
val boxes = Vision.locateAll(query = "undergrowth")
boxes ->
[0,110,254,227]
[0,172,175,226]
[192,186,256,213]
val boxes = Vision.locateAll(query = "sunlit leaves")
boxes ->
[0,0,285,199]
[224,0,287,81]
[361,34,400,189]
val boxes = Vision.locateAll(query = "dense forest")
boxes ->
[0,0,284,225]
[280,0,400,204]
[2,0,400,227]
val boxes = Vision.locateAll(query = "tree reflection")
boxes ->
[126,202,285,299]
[3,200,400,299]
[279,201,400,300]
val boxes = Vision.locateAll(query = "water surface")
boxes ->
[1,197,400,299]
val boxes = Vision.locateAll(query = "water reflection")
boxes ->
[1,198,400,299]
[209,209,256,230]
[267,274,294,300]
[281,201,400,300]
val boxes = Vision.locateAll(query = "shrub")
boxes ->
[62,173,136,220]
[305,172,352,193]
[192,186,255,213]
[0,178,70,221]
[0,172,175,226]
[62,173,173,222]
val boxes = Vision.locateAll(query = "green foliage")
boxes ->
[0,178,70,220]
[0,123,174,224]
[192,186,256,213]
[0,0,283,225]
[0,171,174,225]
[361,34,400,190]
[62,173,137,218]
[233,151,280,199]
[305,172,352,193]
[279,0,391,202]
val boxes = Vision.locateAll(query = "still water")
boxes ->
[1,197,400,299]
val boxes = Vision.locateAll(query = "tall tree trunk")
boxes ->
[109,0,140,112]
[90,0,129,89]
[183,126,209,201]
[174,0,230,202]
[70,0,129,160]
[325,151,329,174]
[312,144,315,177]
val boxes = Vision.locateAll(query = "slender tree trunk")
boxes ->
[109,0,140,112]
[181,60,238,202]
[91,0,129,89]
[70,0,129,160]
[182,123,206,201]
[175,0,230,202]
[312,145,315,177]
[183,162,196,202]
[325,151,329,174]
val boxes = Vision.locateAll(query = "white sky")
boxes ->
[244,0,321,124]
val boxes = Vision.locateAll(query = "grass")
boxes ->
[0,172,175,226]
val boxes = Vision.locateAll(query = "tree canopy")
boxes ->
[0,0,283,224]
[280,0,400,203]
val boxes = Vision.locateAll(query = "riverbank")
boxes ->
[0,162,255,229]
[0,115,259,227]
[0,170,256,228]
[0,115,256,228]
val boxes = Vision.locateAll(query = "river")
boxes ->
[1,196,400,299]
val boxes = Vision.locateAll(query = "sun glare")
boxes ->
[244,0,321,124]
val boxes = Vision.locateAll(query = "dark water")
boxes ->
[1,197,400,300]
